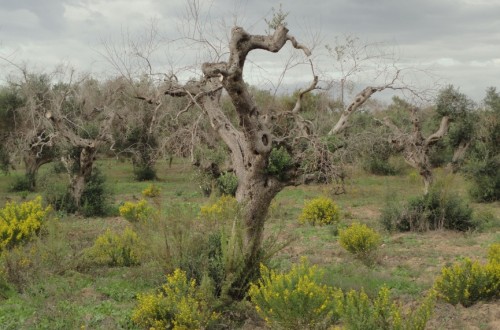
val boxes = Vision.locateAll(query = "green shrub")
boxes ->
[119,199,155,222]
[362,157,398,176]
[299,197,341,226]
[249,259,343,329]
[339,223,381,263]
[80,167,112,217]
[217,171,238,196]
[434,257,500,307]
[341,286,435,330]
[42,167,112,217]
[85,227,142,267]
[267,146,293,180]
[8,175,33,192]
[466,157,500,202]
[133,164,157,181]
[0,196,51,251]
[131,269,219,329]
[380,187,475,232]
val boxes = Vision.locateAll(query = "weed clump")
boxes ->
[339,222,381,264]
[119,199,155,223]
[299,197,341,226]
[85,227,142,267]
[199,195,239,224]
[341,286,435,330]
[132,268,219,329]
[249,259,343,329]
[142,184,161,198]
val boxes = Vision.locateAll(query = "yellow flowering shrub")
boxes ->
[248,259,343,329]
[0,196,51,251]
[119,199,155,222]
[142,184,161,198]
[342,286,435,330]
[339,222,381,263]
[131,269,219,329]
[299,197,341,226]
[85,227,142,266]
[199,195,238,223]
[434,256,500,307]
[488,243,500,264]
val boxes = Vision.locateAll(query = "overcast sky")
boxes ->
[1,0,499,103]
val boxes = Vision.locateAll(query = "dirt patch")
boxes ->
[428,301,500,329]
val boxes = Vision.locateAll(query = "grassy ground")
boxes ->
[0,159,499,329]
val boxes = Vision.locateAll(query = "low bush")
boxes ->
[133,164,157,181]
[299,197,341,226]
[0,196,51,251]
[41,167,112,217]
[131,268,219,329]
[488,243,500,264]
[362,157,399,176]
[119,199,155,223]
[80,167,112,217]
[434,256,500,307]
[249,259,343,329]
[380,187,475,232]
[8,175,33,192]
[85,227,142,267]
[339,223,381,264]
[341,286,435,330]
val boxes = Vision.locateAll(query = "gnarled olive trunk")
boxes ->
[63,146,96,209]
[23,152,53,191]
[229,170,282,299]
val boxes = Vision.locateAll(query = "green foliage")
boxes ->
[339,223,381,263]
[8,175,33,193]
[41,167,112,216]
[341,286,435,330]
[362,140,400,176]
[133,164,157,181]
[0,196,51,251]
[267,146,293,180]
[131,268,219,329]
[80,167,112,217]
[299,197,341,226]
[85,227,142,267]
[436,85,474,118]
[466,156,500,202]
[119,199,156,222]
[265,4,289,32]
[380,186,475,232]
[217,171,238,196]
[249,259,343,329]
[0,146,9,174]
[434,257,500,307]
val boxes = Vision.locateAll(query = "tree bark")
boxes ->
[384,111,450,195]
[23,152,53,191]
